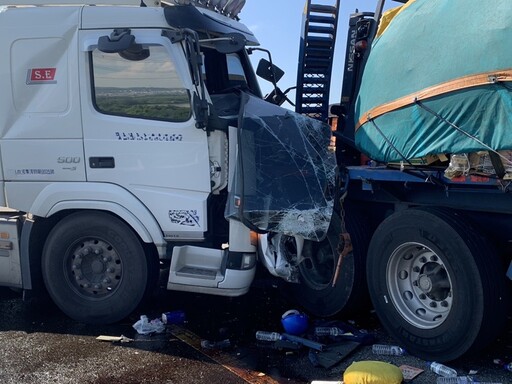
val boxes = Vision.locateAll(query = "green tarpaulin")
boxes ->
[355,0,512,163]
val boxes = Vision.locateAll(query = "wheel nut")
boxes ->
[103,278,111,284]
[429,302,437,308]
[94,284,101,289]
[94,249,102,255]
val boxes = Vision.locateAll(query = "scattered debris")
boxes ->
[96,335,134,343]
[281,309,308,335]
[200,339,231,350]
[161,310,186,325]
[399,364,423,381]
[132,315,165,335]
[343,361,403,384]
[309,341,360,368]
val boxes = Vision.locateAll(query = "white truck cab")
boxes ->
[0,0,336,324]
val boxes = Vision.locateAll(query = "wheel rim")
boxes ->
[387,242,453,329]
[65,238,123,298]
[300,239,336,290]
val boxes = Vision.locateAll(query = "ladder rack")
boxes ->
[295,0,340,122]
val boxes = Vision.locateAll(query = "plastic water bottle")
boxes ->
[437,377,502,384]
[314,326,344,336]
[255,331,282,341]
[436,377,470,384]
[428,361,457,377]
[371,343,406,356]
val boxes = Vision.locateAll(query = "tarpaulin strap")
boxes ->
[356,68,512,131]
[332,232,352,287]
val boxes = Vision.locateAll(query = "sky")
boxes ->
[239,0,397,108]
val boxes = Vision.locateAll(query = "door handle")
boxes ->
[89,157,115,169]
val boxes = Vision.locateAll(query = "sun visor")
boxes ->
[164,5,259,45]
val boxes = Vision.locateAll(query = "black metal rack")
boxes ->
[295,0,340,122]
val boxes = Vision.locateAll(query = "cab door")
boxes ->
[79,29,211,239]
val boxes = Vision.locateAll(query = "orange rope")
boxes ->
[356,69,512,131]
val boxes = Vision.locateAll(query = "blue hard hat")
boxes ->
[281,309,309,335]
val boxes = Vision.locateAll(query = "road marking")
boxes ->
[170,325,281,384]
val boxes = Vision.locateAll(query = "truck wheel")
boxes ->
[291,207,370,317]
[42,211,149,324]
[367,208,508,361]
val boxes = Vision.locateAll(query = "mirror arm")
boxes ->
[199,37,233,43]
[180,28,209,130]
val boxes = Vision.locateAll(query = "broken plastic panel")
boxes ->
[225,92,336,241]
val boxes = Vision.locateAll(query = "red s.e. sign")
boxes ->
[27,68,57,84]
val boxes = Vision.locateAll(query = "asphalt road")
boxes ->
[0,276,511,384]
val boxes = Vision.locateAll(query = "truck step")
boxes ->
[168,245,224,288]
[176,266,218,280]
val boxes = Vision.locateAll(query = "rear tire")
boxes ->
[367,208,509,361]
[42,211,150,324]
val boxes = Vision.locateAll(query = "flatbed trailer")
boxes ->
[294,0,512,362]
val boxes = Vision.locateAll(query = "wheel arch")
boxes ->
[27,182,165,246]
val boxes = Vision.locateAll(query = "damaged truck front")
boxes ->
[0,1,336,324]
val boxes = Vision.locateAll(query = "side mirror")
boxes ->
[98,29,135,53]
[256,58,284,84]
[98,29,150,61]
[119,44,150,61]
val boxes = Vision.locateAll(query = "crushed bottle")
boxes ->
[371,343,406,356]
[255,331,282,341]
[314,326,344,336]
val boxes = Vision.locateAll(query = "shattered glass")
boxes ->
[224,92,336,241]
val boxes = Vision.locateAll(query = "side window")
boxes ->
[203,49,256,95]
[91,45,191,122]
[226,54,248,88]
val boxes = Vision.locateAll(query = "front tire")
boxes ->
[367,208,508,361]
[290,206,370,317]
[42,211,150,324]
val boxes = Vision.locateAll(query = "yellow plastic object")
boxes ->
[343,361,403,384]
[376,0,416,38]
